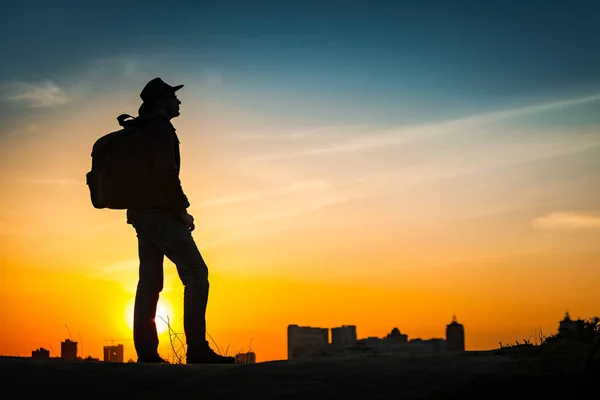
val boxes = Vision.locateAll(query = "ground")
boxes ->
[0,351,592,399]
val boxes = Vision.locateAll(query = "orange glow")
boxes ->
[1,94,599,363]
[124,299,174,336]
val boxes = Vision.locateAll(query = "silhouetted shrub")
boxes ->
[544,316,600,345]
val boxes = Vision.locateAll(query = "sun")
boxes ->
[124,298,174,335]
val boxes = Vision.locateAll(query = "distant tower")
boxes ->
[558,311,578,338]
[331,325,358,348]
[103,344,124,362]
[446,315,465,351]
[61,339,78,360]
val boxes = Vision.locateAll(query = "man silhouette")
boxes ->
[127,77,235,364]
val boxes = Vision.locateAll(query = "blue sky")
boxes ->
[1,0,600,240]
[2,0,600,125]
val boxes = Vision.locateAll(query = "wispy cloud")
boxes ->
[532,212,600,230]
[200,186,364,250]
[96,259,139,276]
[0,124,38,138]
[192,179,355,209]
[391,132,600,184]
[252,93,600,160]
[188,178,368,249]
[2,80,69,108]
[89,259,139,292]
[26,178,80,188]
[0,55,164,112]
[79,55,156,88]
[226,124,365,141]
[86,218,126,236]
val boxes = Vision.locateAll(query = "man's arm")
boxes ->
[144,120,190,214]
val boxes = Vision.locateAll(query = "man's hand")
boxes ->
[179,211,195,231]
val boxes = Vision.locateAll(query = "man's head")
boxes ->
[139,77,183,119]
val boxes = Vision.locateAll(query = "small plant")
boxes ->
[498,315,599,377]
[158,315,186,364]
[159,315,255,364]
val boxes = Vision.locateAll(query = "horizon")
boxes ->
[11,312,584,362]
[1,0,600,363]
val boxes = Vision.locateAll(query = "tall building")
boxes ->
[32,348,50,359]
[331,325,357,348]
[103,344,124,363]
[287,324,329,360]
[446,315,465,351]
[61,339,78,360]
[558,311,578,338]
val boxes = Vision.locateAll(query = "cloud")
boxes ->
[97,259,139,276]
[392,132,600,184]
[90,259,139,293]
[227,124,364,141]
[188,178,368,249]
[86,218,126,236]
[26,178,80,188]
[252,93,600,160]
[0,124,38,138]
[2,80,69,108]
[200,186,364,250]
[532,212,600,230]
[0,55,164,113]
[192,179,340,208]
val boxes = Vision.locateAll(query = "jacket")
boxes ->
[126,112,190,223]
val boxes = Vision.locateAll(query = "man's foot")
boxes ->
[187,347,236,364]
[137,354,169,363]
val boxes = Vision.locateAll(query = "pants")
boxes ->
[129,210,210,358]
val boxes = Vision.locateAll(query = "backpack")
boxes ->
[86,114,151,210]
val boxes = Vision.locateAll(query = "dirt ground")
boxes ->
[0,351,587,399]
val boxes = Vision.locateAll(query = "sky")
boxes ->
[1,0,600,362]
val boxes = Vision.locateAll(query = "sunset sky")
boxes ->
[1,0,600,362]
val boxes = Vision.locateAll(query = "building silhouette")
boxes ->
[558,311,578,338]
[331,325,357,348]
[235,351,256,364]
[386,327,408,344]
[32,348,50,359]
[61,339,78,360]
[350,329,444,356]
[288,322,454,359]
[287,324,329,360]
[423,338,446,353]
[446,315,465,351]
[103,344,124,363]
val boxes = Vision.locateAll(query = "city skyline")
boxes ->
[29,338,256,364]
[2,1,600,362]
[20,312,584,363]
[287,316,465,360]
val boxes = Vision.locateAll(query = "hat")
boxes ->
[140,77,184,102]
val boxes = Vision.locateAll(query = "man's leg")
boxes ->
[132,223,166,361]
[151,213,234,363]
[165,230,210,355]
